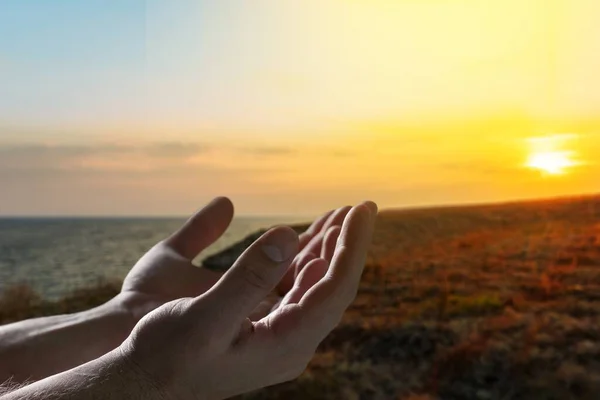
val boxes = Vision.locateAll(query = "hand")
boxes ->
[117,197,235,320]
[250,206,352,321]
[118,201,378,400]
[117,196,349,322]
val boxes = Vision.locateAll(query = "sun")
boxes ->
[526,151,575,175]
[525,134,580,175]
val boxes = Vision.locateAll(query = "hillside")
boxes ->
[240,194,600,399]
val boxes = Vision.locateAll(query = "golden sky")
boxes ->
[0,0,599,215]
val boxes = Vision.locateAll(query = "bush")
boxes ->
[0,281,121,325]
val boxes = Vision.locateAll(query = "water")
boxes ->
[0,216,310,300]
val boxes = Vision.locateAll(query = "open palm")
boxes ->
[248,206,351,320]
[118,197,349,320]
[119,197,234,317]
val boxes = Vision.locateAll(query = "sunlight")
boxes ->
[526,134,580,175]
[527,151,575,175]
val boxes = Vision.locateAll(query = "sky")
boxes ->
[0,0,599,216]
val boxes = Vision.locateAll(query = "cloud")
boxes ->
[144,142,209,159]
[0,143,126,157]
[0,142,208,172]
[437,161,524,176]
[0,141,292,215]
[0,144,114,171]
[234,145,296,156]
[0,142,303,169]
[230,144,355,158]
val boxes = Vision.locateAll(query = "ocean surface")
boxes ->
[0,216,310,300]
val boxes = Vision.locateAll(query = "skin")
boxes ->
[1,198,377,399]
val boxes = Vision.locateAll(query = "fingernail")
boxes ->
[262,228,297,263]
[262,245,285,262]
[364,201,378,216]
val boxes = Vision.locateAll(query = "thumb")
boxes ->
[198,226,299,325]
[165,197,234,260]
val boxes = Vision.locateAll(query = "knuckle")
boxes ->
[241,263,272,290]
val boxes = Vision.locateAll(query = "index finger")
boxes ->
[278,208,338,294]
[297,209,334,250]
[297,206,351,264]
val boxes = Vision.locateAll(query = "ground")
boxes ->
[2,194,600,399]
[240,194,600,399]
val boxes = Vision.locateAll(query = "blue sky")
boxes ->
[0,1,147,135]
[1,1,339,140]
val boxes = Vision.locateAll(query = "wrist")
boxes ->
[89,295,139,345]
[0,299,156,387]
[79,292,156,354]
[114,343,175,400]
[3,348,173,400]
[101,343,173,400]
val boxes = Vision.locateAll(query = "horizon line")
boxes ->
[0,214,316,220]
[1,191,598,220]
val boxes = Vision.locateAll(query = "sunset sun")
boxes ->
[526,151,575,175]
[526,134,581,175]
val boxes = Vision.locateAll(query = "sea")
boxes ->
[0,216,311,300]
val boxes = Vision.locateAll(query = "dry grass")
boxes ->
[2,194,600,399]
[239,194,600,399]
[0,280,120,325]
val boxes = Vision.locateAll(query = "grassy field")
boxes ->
[2,194,600,399]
